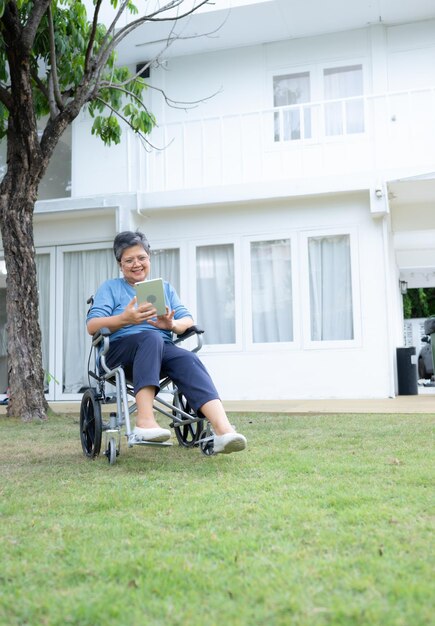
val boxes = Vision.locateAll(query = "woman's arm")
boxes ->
[171,316,194,336]
[86,297,157,335]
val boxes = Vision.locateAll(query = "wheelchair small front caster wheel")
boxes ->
[199,430,215,456]
[106,437,117,465]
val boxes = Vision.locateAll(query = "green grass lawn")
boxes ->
[0,411,433,626]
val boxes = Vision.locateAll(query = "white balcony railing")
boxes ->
[146,86,435,193]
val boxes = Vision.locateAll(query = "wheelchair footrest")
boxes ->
[128,437,173,448]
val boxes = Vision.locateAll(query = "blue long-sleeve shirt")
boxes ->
[86,277,192,343]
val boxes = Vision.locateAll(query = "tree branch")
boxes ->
[98,77,221,113]
[94,0,211,73]
[84,0,103,73]
[47,72,59,118]
[96,82,152,113]
[47,3,64,112]
[21,0,52,52]
[135,9,229,51]
[30,67,49,102]
[147,83,222,111]
[113,0,212,43]
[94,0,131,67]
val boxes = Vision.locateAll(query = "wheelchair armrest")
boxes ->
[91,327,112,352]
[175,325,204,341]
[174,325,204,352]
[92,324,203,355]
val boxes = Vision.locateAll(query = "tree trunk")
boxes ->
[0,7,84,420]
[0,181,48,421]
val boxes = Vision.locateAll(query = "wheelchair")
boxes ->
[79,322,216,465]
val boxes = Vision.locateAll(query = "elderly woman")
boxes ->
[86,230,247,455]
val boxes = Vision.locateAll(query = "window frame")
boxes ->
[56,241,117,400]
[268,59,368,147]
[189,236,242,353]
[320,60,367,139]
[272,69,313,144]
[299,226,362,350]
[149,245,181,294]
[268,64,318,148]
[243,232,301,351]
[35,248,57,399]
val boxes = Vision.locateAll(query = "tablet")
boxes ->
[134,278,167,316]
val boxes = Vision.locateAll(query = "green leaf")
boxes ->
[91,115,122,146]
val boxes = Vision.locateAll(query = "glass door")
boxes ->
[57,244,118,399]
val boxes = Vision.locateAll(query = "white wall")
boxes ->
[33,209,117,248]
[150,27,372,122]
[69,20,435,198]
[387,20,435,91]
[150,19,435,123]
[132,191,393,400]
[55,18,435,401]
[71,111,145,197]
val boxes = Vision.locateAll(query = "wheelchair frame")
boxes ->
[80,326,216,464]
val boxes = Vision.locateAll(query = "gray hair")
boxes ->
[113,230,151,262]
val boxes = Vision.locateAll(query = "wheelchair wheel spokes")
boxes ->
[80,389,103,458]
[199,427,215,456]
[173,393,204,447]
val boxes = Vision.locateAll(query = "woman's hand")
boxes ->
[146,306,175,331]
[121,297,158,325]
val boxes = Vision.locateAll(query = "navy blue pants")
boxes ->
[106,331,219,413]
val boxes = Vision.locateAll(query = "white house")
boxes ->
[1,0,435,402]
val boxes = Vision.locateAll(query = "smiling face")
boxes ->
[119,244,150,285]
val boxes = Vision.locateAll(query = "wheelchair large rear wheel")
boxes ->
[80,389,103,458]
[173,393,204,447]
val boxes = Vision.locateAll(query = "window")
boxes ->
[250,239,293,342]
[0,122,71,200]
[62,248,118,393]
[273,72,312,141]
[196,244,235,345]
[308,234,354,340]
[150,248,180,293]
[38,126,72,199]
[36,254,51,390]
[323,65,364,136]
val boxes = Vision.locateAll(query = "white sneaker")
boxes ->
[133,426,171,442]
[214,432,247,454]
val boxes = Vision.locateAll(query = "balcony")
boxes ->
[145,86,435,198]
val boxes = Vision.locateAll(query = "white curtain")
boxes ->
[36,254,50,388]
[309,234,354,341]
[0,141,6,182]
[274,72,311,141]
[63,248,117,393]
[38,127,72,200]
[150,248,180,292]
[324,65,364,135]
[196,244,235,344]
[251,239,293,342]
